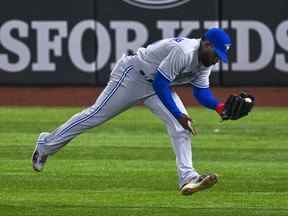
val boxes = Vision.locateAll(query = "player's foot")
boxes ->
[32,143,48,172]
[180,173,218,195]
[32,133,49,172]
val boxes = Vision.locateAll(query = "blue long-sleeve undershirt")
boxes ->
[152,70,221,119]
[192,86,219,110]
[152,71,182,119]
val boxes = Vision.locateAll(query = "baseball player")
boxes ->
[32,28,254,195]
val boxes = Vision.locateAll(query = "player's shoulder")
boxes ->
[174,38,201,54]
[167,38,200,64]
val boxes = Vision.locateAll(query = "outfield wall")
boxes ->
[0,87,287,107]
[0,0,288,86]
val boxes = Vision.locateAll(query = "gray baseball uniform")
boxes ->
[36,37,213,188]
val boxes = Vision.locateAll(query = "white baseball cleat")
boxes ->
[32,134,49,172]
[180,173,218,195]
[32,144,48,172]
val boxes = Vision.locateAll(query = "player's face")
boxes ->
[199,41,219,67]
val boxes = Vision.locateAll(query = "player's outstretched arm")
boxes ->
[192,86,255,121]
[192,85,223,111]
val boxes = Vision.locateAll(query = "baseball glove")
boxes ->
[220,92,255,120]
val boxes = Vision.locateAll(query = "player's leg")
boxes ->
[36,73,133,154]
[32,55,150,171]
[144,93,198,186]
[144,93,217,194]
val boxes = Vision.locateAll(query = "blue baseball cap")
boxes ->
[204,28,231,63]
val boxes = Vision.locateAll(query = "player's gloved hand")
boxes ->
[177,113,197,135]
[218,92,255,121]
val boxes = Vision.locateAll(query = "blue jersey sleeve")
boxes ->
[152,70,182,119]
[192,85,220,110]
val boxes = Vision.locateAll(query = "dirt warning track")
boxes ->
[0,87,287,107]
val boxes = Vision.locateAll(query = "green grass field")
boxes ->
[0,107,287,216]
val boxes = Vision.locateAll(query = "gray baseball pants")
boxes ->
[36,54,199,188]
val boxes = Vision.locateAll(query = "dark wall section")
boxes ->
[0,0,96,84]
[222,0,288,86]
[95,0,219,85]
[0,0,287,86]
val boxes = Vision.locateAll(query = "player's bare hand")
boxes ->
[177,114,197,135]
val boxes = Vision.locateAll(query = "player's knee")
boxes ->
[168,127,191,140]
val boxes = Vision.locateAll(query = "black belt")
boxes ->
[139,70,153,83]
[126,51,153,83]
[127,50,136,56]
